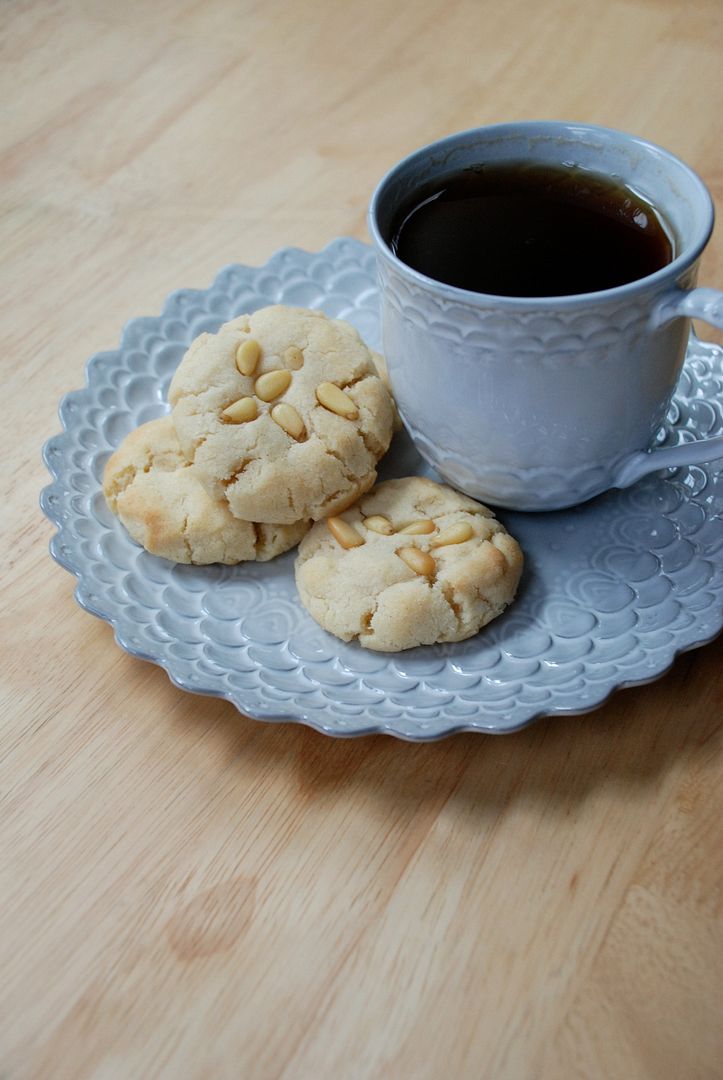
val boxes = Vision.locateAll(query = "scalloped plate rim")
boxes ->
[40,238,723,740]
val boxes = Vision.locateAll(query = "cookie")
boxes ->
[294,477,523,651]
[103,417,309,564]
[168,306,396,524]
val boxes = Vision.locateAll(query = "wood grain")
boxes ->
[2,1,722,1077]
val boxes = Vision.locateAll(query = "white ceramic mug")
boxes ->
[368,121,723,511]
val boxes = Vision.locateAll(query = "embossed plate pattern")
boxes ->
[41,239,723,739]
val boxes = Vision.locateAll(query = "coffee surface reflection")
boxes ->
[389,162,673,297]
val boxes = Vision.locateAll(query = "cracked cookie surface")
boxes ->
[103,417,309,564]
[168,306,396,524]
[294,477,524,651]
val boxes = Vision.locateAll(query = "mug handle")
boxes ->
[613,286,723,489]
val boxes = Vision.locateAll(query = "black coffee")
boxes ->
[389,162,673,297]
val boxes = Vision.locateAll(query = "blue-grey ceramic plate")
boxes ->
[41,239,723,739]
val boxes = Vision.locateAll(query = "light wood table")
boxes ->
[3,1,722,1077]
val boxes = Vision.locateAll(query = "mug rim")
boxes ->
[367,120,715,309]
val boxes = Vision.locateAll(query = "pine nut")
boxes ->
[364,514,394,535]
[327,516,365,549]
[222,396,258,423]
[397,546,436,576]
[430,522,474,547]
[315,381,359,420]
[236,338,261,377]
[255,369,292,402]
[271,403,305,440]
[284,346,304,370]
[400,519,436,535]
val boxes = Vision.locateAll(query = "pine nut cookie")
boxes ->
[103,417,309,564]
[294,477,523,652]
[168,306,396,524]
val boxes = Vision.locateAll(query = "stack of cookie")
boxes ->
[104,305,397,566]
[104,305,523,651]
